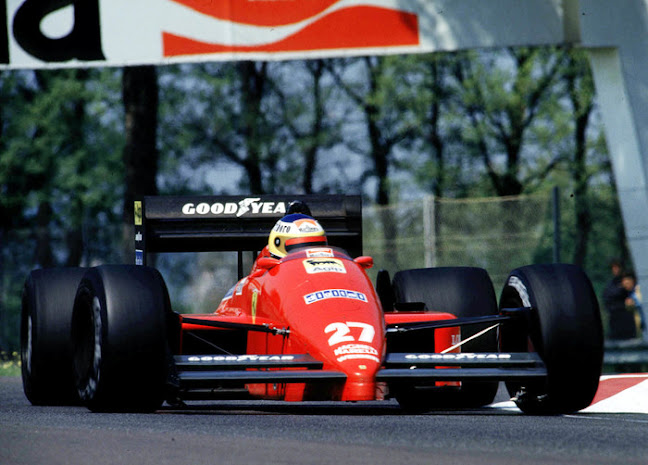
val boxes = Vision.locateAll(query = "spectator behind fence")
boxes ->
[620,271,647,341]
[602,259,637,340]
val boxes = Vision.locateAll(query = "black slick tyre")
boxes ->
[391,267,499,411]
[21,267,86,406]
[71,265,170,412]
[499,264,603,414]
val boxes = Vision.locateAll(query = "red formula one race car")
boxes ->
[21,195,604,414]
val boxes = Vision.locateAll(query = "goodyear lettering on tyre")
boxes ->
[507,276,531,307]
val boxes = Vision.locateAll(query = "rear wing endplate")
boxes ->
[134,195,362,265]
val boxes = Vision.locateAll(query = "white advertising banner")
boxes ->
[0,0,565,69]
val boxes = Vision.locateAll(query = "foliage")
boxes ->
[0,352,20,377]
[158,60,346,195]
[0,68,123,351]
[1,68,123,266]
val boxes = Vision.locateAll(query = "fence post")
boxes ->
[424,195,436,268]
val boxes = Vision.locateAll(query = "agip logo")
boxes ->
[303,258,346,274]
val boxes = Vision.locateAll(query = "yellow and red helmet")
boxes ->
[268,214,327,258]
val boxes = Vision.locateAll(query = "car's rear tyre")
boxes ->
[72,265,170,412]
[21,268,86,406]
[499,264,603,414]
[391,267,499,411]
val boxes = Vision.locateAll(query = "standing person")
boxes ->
[602,259,636,340]
[621,272,647,341]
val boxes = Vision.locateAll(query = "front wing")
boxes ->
[173,351,546,394]
[171,312,547,400]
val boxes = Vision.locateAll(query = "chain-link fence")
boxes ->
[363,194,552,288]
[364,188,627,296]
[0,187,628,351]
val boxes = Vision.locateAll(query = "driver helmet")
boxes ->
[268,213,327,258]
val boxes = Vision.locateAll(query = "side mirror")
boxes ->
[257,257,280,270]
[250,257,281,278]
[354,256,374,269]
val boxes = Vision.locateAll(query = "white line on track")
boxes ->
[564,414,648,424]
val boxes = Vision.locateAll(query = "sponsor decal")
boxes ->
[334,343,380,363]
[1,1,423,69]
[222,285,235,301]
[294,218,322,233]
[163,1,420,58]
[306,248,334,258]
[134,201,142,225]
[2,0,105,67]
[304,289,367,305]
[187,355,296,362]
[303,258,346,274]
[273,222,292,233]
[325,321,375,345]
[251,288,259,323]
[135,231,142,242]
[404,353,512,360]
[135,249,144,265]
[182,198,286,217]
[235,277,247,296]
[507,276,531,307]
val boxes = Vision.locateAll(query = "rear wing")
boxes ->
[134,195,362,266]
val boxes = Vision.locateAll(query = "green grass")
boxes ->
[0,352,21,377]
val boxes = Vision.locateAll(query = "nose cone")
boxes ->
[286,298,385,401]
[337,358,382,401]
[271,252,385,401]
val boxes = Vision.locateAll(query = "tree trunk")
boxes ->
[567,54,594,267]
[35,201,55,268]
[428,59,445,198]
[121,66,159,263]
[65,70,88,266]
[239,61,267,194]
[303,60,325,194]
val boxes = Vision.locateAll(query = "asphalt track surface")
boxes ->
[1,377,647,465]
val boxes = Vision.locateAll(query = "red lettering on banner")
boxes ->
[172,0,339,27]
[163,6,419,57]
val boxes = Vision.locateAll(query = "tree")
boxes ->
[395,52,471,198]
[159,62,286,194]
[328,56,418,267]
[0,68,123,350]
[563,50,596,266]
[121,66,159,262]
[1,68,123,267]
[158,60,341,195]
[273,59,339,194]
[454,48,566,196]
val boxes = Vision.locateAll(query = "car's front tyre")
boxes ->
[390,266,500,411]
[72,265,170,412]
[499,264,603,414]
